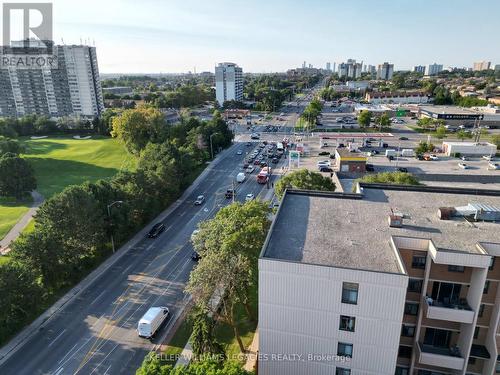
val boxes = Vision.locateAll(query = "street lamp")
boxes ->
[107,200,123,253]
[209,132,220,160]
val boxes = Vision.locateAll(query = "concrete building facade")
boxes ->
[473,61,491,71]
[215,62,243,106]
[426,64,444,76]
[414,66,426,74]
[377,62,394,80]
[0,44,104,118]
[259,186,500,375]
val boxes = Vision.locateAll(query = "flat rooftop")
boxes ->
[262,186,500,274]
[419,105,477,115]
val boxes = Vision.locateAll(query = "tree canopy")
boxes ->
[0,153,36,199]
[274,169,336,199]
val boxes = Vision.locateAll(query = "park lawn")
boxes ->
[0,196,32,241]
[163,318,194,366]
[0,255,11,265]
[22,136,136,198]
[0,136,135,242]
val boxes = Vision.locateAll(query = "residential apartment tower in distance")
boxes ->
[215,62,243,106]
[259,185,500,375]
[473,61,491,71]
[426,63,444,76]
[377,62,394,80]
[0,44,104,119]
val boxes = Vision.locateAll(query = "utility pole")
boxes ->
[107,200,123,253]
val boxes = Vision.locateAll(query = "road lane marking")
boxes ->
[90,290,106,306]
[85,344,119,375]
[58,342,78,364]
[48,329,66,347]
[53,366,64,375]
[103,364,112,375]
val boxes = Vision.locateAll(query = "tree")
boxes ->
[356,172,420,187]
[376,113,391,128]
[435,125,447,139]
[189,309,224,359]
[457,130,472,142]
[0,136,24,156]
[357,110,371,128]
[111,106,167,154]
[274,169,336,199]
[415,142,435,155]
[491,134,500,148]
[0,154,36,199]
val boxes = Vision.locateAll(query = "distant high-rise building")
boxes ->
[426,63,443,76]
[376,62,394,80]
[0,43,104,118]
[338,59,362,79]
[326,62,331,72]
[308,63,313,69]
[495,64,500,72]
[302,61,306,69]
[413,65,426,74]
[215,62,243,106]
[473,61,491,71]
[332,62,336,74]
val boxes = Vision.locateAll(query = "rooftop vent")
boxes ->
[438,203,500,222]
[388,214,403,228]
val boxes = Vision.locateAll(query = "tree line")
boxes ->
[0,107,233,344]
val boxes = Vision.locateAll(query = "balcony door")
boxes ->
[423,328,451,348]
[430,282,461,304]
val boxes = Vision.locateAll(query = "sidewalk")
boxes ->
[0,143,238,366]
[0,190,44,255]
[243,328,259,372]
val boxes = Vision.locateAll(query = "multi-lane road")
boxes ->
[0,141,288,375]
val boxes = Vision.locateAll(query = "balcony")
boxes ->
[417,342,465,370]
[424,297,474,324]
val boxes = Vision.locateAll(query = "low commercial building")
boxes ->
[365,91,429,105]
[259,185,500,375]
[418,105,484,126]
[335,149,367,173]
[442,141,497,157]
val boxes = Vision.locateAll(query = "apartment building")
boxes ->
[377,62,394,80]
[215,62,243,106]
[338,59,362,79]
[0,44,104,118]
[426,64,444,76]
[258,185,500,375]
[473,61,491,72]
[414,66,426,74]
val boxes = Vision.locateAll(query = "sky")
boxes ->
[4,0,500,73]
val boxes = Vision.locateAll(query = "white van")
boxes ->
[137,306,169,338]
[236,172,246,183]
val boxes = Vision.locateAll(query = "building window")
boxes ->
[489,257,496,271]
[448,265,465,272]
[484,280,490,294]
[474,327,480,339]
[478,304,485,317]
[342,282,358,305]
[412,255,426,269]
[337,342,353,358]
[404,302,419,316]
[398,345,412,358]
[336,368,351,375]
[395,367,410,375]
[339,316,355,332]
[401,324,415,337]
[408,278,423,293]
[496,360,500,373]
[468,356,476,365]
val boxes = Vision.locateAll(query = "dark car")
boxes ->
[337,143,345,148]
[371,150,379,155]
[416,154,424,160]
[191,251,201,261]
[225,189,235,199]
[260,161,268,167]
[271,157,279,164]
[246,142,252,146]
[148,223,165,238]
[366,164,375,172]
[382,143,389,148]
[243,163,249,169]
[319,166,333,172]
[397,167,408,173]
[398,136,409,141]
[387,155,395,161]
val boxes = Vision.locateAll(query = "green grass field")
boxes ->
[0,136,135,242]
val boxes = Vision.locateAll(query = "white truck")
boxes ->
[236,172,246,183]
[385,149,399,157]
[137,306,169,338]
[401,149,414,157]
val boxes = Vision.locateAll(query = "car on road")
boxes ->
[488,162,499,170]
[250,133,260,140]
[366,164,375,172]
[271,157,279,164]
[137,306,170,339]
[245,193,255,202]
[225,189,235,199]
[319,166,333,172]
[148,223,165,238]
[236,150,243,155]
[190,229,199,242]
[398,136,409,140]
[191,251,201,261]
[246,142,252,146]
[397,167,408,173]
[317,160,331,167]
[253,159,261,165]
[194,195,205,205]
[260,161,268,167]
[483,155,494,161]
[458,163,469,169]
[461,156,468,161]
[246,166,255,173]
[236,172,246,183]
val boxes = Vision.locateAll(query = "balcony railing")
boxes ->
[417,342,465,370]
[424,297,475,324]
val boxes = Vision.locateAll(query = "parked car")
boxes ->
[319,166,333,172]
[429,154,439,160]
[483,155,493,161]
[488,162,499,170]
[460,156,468,161]
[246,166,255,173]
[271,157,279,164]
[148,223,165,238]
[245,193,255,202]
[366,164,375,172]
[317,160,331,167]
[397,167,408,173]
[194,195,205,205]
[458,163,469,169]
